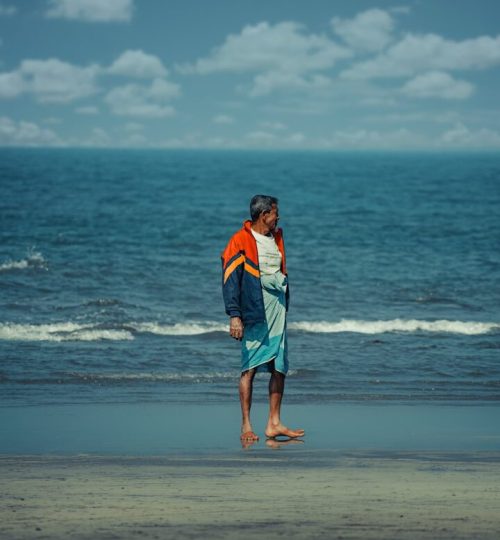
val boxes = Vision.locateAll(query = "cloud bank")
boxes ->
[46,0,133,22]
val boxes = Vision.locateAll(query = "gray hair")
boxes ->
[250,194,278,221]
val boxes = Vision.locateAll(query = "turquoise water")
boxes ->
[1,149,499,406]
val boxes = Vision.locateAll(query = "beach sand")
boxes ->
[2,451,500,540]
[1,403,500,539]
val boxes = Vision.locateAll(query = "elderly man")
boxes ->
[221,195,305,442]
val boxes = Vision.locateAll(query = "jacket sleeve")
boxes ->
[221,235,245,318]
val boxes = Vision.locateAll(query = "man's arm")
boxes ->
[221,235,245,339]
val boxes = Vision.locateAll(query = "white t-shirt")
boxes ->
[251,229,282,275]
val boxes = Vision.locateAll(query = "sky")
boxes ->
[1,0,500,150]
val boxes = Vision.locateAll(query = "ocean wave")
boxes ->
[0,250,47,272]
[17,369,300,385]
[0,319,498,342]
[0,322,133,342]
[131,321,227,335]
[289,319,500,335]
[65,371,240,383]
[131,319,500,336]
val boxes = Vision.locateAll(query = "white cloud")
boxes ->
[9,58,100,103]
[104,77,180,117]
[149,78,180,100]
[341,33,500,79]
[159,132,314,150]
[181,21,350,74]
[402,71,474,100]
[365,110,461,124]
[68,125,150,147]
[212,114,234,124]
[22,59,100,102]
[331,8,394,52]
[248,71,331,97]
[0,55,181,109]
[208,131,305,148]
[160,132,203,148]
[179,21,351,96]
[319,127,425,149]
[439,123,500,148]
[0,4,17,16]
[316,123,500,150]
[0,116,61,146]
[0,71,25,98]
[107,50,167,78]
[75,105,99,114]
[46,0,133,22]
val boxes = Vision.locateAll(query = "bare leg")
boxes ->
[239,368,259,440]
[265,363,305,438]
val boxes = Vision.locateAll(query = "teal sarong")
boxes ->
[241,272,288,375]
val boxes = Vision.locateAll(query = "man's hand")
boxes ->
[229,316,244,341]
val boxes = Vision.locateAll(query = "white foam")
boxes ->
[132,321,227,335]
[0,322,133,342]
[289,319,500,335]
[0,319,498,342]
[69,371,238,382]
[66,369,299,382]
[0,250,47,272]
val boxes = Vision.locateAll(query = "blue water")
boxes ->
[1,148,499,406]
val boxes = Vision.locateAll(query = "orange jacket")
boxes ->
[221,220,289,324]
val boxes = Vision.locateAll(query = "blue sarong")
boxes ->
[241,272,288,375]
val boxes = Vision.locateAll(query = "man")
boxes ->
[221,195,305,442]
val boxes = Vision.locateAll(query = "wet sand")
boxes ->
[2,403,500,538]
[2,451,500,540]
[2,402,500,454]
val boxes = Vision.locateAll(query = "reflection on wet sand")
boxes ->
[266,437,305,449]
[240,438,259,450]
[240,437,305,450]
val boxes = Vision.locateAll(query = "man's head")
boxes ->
[250,194,279,232]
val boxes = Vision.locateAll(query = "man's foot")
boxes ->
[265,423,305,439]
[240,430,259,441]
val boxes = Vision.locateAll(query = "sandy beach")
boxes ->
[2,451,500,539]
[2,404,499,539]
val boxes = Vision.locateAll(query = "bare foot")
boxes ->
[265,423,305,439]
[240,428,259,442]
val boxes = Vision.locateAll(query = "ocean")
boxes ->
[1,148,499,407]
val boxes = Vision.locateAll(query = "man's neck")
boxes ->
[251,221,271,235]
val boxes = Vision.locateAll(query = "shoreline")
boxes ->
[1,402,499,455]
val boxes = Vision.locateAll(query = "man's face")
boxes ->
[263,204,279,231]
